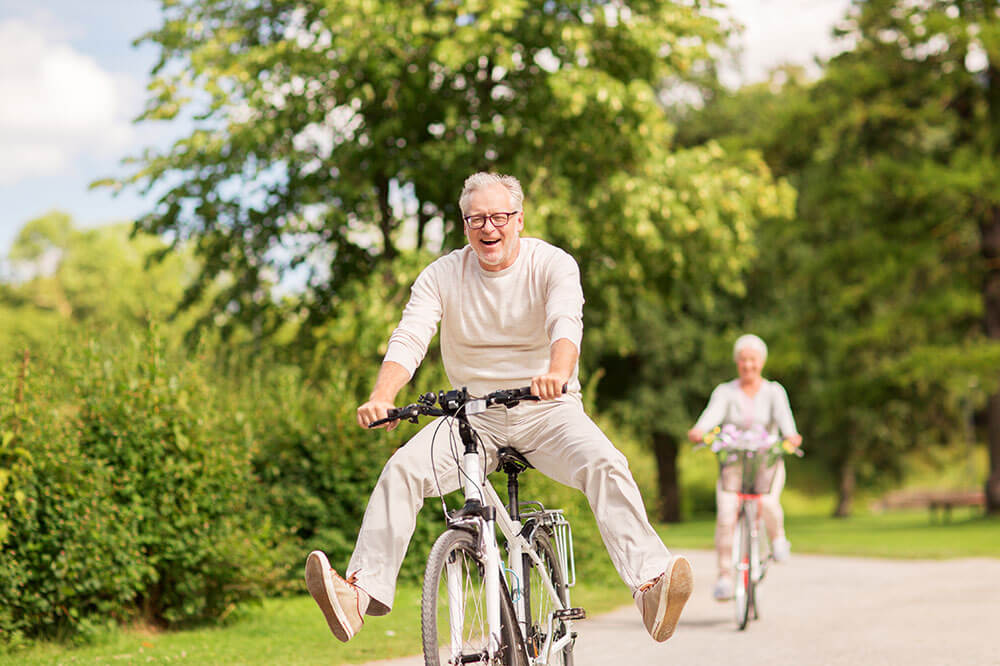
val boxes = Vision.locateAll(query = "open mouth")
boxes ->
[480,239,501,246]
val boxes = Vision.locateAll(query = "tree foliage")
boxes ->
[677,0,1000,514]
[107,0,727,339]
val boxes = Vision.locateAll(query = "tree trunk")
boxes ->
[979,204,1000,514]
[834,457,855,518]
[652,431,681,523]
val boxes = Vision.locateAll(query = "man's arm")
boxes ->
[532,337,577,400]
[356,361,412,431]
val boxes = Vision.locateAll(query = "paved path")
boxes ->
[362,549,1000,666]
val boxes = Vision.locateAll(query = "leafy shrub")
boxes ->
[0,350,145,644]
[0,329,279,643]
[71,331,279,627]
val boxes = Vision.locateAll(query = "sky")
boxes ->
[0,0,852,259]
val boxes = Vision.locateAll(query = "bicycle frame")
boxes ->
[447,414,576,664]
[733,493,767,586]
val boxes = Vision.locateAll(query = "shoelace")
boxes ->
[636,572,663,596]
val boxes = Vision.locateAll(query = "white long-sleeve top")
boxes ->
[693,379,799,437]
[383,238,585,396]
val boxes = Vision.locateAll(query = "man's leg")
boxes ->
[345,417,467,615]
[511,396,691,641]
[307,416,473,641]
[515,397,671,588]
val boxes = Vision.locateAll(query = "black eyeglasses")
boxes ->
[463,211,520,230]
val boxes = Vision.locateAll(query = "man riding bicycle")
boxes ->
[306,171,693,644]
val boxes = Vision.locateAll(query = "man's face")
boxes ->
[463,184,524,271]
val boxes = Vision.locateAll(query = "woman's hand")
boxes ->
[687,427,705,444]
[787,433,803,448]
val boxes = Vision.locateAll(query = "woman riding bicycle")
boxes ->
[686,334,802,602]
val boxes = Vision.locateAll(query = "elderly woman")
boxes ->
[687,334,803,602]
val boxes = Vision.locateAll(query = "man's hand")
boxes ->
[358,361,410,431]
[531,373,568,401]
[357,399,399,431]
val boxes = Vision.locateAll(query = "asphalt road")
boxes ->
[362,549,1000,666]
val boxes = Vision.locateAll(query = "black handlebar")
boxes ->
[368,384,567,429]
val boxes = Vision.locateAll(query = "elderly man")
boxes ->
[306,172,692,643]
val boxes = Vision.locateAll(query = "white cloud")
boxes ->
[0,17,140,185]
[717,0,853,87]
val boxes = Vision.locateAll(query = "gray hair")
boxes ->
[733,334,768,363]
[459,172,524,216]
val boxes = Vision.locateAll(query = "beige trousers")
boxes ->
[348,394,672,615]
[714,459,786,578]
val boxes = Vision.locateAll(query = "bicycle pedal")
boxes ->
[553,607,586,620]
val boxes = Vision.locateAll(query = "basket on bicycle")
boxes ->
[709,425,782,494]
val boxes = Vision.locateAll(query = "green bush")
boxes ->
[71,332,279,627]
[242,361,449,585]
[0,351,146,645]
[0,330,279,643]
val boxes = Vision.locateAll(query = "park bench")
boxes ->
[870,488,985,522]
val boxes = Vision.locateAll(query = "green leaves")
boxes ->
[108,0,727,340]
[679,1,1000,511]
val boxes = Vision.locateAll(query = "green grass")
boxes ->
[0,582,631,666]
[658,509,1000,559]
[5,511,998,665]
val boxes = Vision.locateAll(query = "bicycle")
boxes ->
[370,385,585,665]
[698,424,803,630]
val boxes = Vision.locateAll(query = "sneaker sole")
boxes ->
[652,555,693,642]
[305,551,355,642]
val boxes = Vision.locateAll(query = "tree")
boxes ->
[108,1,795,518]
[0,212,198,357]
[676,0,1000,515]
[106,0,725,339]
[565,143,795,521]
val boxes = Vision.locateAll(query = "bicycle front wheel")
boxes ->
[422,529,524,666]
[732,509,754,630]
[523,528,574,665]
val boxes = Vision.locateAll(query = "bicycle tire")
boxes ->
[422,529,526,666]
[733,509,753,630]
[522,528,574,665]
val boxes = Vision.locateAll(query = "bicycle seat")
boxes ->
[497,447,533,474]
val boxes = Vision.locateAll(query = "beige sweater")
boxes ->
[383,238,584,396]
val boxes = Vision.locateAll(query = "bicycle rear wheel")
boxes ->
[522,528,574,665]
[422,529,525,665]
[732,508,754,630]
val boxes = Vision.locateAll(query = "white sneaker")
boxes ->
[713,577,733,601]
[771,536,791,563]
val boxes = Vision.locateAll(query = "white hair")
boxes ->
[733,334,768,363]
[459,172,524,216]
